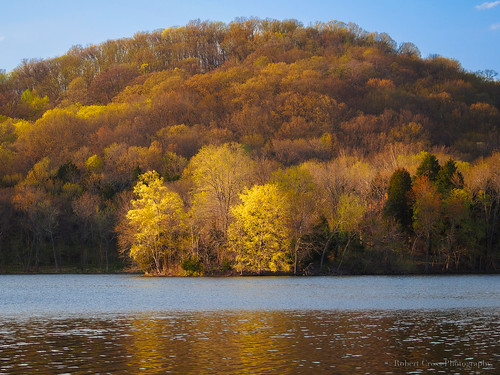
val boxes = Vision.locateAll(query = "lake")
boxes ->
[0,275,498,374]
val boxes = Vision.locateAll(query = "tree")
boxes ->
[0,189,14,266]
[464,153,500,270]
[62,76,89,105]
[334,193,366,272]
[440,189,476,271]
[187,143,254,264]
[16,108,91,165]
[18,89,49,120]
[383,168,413,229]
[2,18,500,275]
[88,64,139,104]
[272,165,318,274]
[398,42,421,57]
[228,184,291,274]
[304,157,374,270]
[72,192,101,271]
[476,69,498,82]
[118,171,186,274]
[416,152,440,182]
[412,176,441,272]
[436,159,463,195]
[12,185,60,272]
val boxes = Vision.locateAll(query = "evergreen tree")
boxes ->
[416,153,440,182]
[436,159,463,194]
[384,168,413,229]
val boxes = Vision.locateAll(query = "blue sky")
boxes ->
[1,0,499,75]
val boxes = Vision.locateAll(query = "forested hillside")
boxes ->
[0,19,498,274]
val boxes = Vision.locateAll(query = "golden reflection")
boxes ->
[126,314,177,374]
[230,312,296,374]
[0,310,495,374]
[119,310,499,374]
[124,311,298,374]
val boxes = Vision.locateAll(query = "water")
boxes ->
[0,275,498,374]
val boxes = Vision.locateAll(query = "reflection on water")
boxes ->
[0,310,498,374]
[0,275,498,373]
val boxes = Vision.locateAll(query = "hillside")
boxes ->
[0,19,498,275]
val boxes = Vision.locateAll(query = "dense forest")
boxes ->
[0,19,498,275]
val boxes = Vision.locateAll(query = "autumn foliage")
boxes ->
[0,19,498,274]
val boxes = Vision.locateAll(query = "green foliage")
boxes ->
[85,154,104,174]
[21,89,49,112]
[437,159,463,194]
[131,165,142,182]
[335,193,366,233]
[56,161,80,183]
[416,152,440,182]
[384,168,413,229]
[181,256,204,276]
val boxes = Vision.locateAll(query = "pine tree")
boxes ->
[384,168,413,229]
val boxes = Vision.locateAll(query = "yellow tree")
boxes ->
[272,165,318,274]
[119,171,185,274]
[334,193,366,272]
[228,184,291,274]
[304,157,373,270]
[187,142,254,264]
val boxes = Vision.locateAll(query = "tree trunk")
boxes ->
[105,236,109,273]
[320,233,334,272]
[50,232,59,273]
[25,232,34,272]
[80,243,86,272]
[425,232,431,273]
[293,238,301,275]
[486,201,498,270]
[336,236,352,273]
[34,234,39,273]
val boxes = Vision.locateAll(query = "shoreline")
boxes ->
[0,270,497,277]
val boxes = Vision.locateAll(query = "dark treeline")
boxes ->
[0,19,498,274]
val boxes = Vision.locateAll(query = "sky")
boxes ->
[0,0,499,75]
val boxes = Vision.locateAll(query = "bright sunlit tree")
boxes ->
[119,171,186,274]
[228,183,291,274]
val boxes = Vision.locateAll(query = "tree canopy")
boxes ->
[118,171,186,274]
[229,184,291,274]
